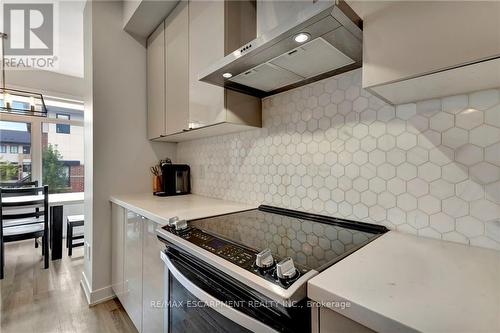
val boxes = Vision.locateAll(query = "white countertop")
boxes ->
[308,231,500,333]
[110,193,256,226]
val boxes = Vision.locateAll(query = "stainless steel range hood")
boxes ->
[199,0,363,98]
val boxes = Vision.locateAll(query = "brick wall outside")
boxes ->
[70,165,84,192]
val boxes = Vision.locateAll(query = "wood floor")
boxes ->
[0,240,137,333]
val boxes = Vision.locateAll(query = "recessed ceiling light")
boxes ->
[294,33,310,43]
[222,72,233,79]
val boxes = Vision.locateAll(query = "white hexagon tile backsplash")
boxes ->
[177,69,500,251]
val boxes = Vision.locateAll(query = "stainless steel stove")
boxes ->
[157,205,387,333]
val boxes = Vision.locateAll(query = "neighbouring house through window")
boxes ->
[10,146,18,154]
[0,145,5,153]
[56,113,71,134]
[23,145,30,154]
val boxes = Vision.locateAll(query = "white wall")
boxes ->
[83,0,176,302]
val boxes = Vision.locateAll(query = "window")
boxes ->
[56,113,71,134]
[1,97,83,192]
[0,121,32,183]
[43,100,84,193]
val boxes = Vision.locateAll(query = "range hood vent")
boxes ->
[199,0,362,98]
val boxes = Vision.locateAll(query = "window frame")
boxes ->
[10,145,19,154]
[0,145,6,153]
[0,101,84,188]
[56,113,71,134]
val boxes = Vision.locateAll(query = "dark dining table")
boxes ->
[3,192,84,260]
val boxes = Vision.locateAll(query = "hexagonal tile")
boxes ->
[456,108,484,130]
[469,162,500,184]
[369,149,385,166]
[353,203,369,219]
[455,144,483,166]
[442,197,468,217]
[486,181,500,203]
[387,178,406,195]
[352,123,369,138]
[360,109,376,124]
[387,119,406,136]
[407,146,429,166]
[456,179,484,201]
[430,112,454,131]
[456,217,484,238]
[441,163,468,183]
[369,177,386,193]
[484,104,500,127]
[470,200,500,222]
[418,195,441,214]
[407,178,429,197]
[397,193,417,211]
[418,162,441,182]
[442,94,468,114]
[442,127,468,149]
[417,99,441,118]
[378,191,396,209]
[369,121,386,137]
[429,213,455,233]
[397,162,417,181]
[485,142,500,167]
[378,163,396,180]
[396,132,417,150]
[387,149,406,166]
[468,89,500,110]
[407,210,429,229]
[396,103,416,120]
[470,125,500,147]
[353,97,369,113]
[377,105,396,121]
[378,134,396,151]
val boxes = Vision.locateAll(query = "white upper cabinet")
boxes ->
[165,1,189,135]
[188,0,226,129]
[146,22,165,140]
[147,0,261,142]
[362,1,500,104]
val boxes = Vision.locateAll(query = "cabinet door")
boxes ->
[122,211,143,332]
[165,1,189,135]
[142,219,165,333]
[147,22,166,140]
[319,307,374,333]
[188,0,225,129]
[111,203,125,300]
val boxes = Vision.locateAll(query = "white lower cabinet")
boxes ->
[111,203,165,333]
[123,211,144,331]
[312,306,375,333]
[142,218,165,333]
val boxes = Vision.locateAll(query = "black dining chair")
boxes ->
[0,181,42,248]
[0,185,49,279]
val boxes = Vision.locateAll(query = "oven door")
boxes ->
[161,249,277,333]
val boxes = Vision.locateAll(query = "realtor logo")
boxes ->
[3,3,53,56]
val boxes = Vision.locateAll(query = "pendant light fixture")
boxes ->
[0,32,48,117]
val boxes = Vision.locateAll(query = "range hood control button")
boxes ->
[276,257,297,280]
[255,248,274,269]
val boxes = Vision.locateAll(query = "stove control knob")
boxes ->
[168,216,179,227]
[255,248,274,269]
[276,257,297,280]
[172,219,188,231]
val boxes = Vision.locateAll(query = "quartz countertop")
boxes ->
[110,193,256,226]
[308,231,500,333]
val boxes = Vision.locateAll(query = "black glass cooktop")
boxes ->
[185,205,387,272]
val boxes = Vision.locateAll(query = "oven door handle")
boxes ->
[161,251,278,333]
